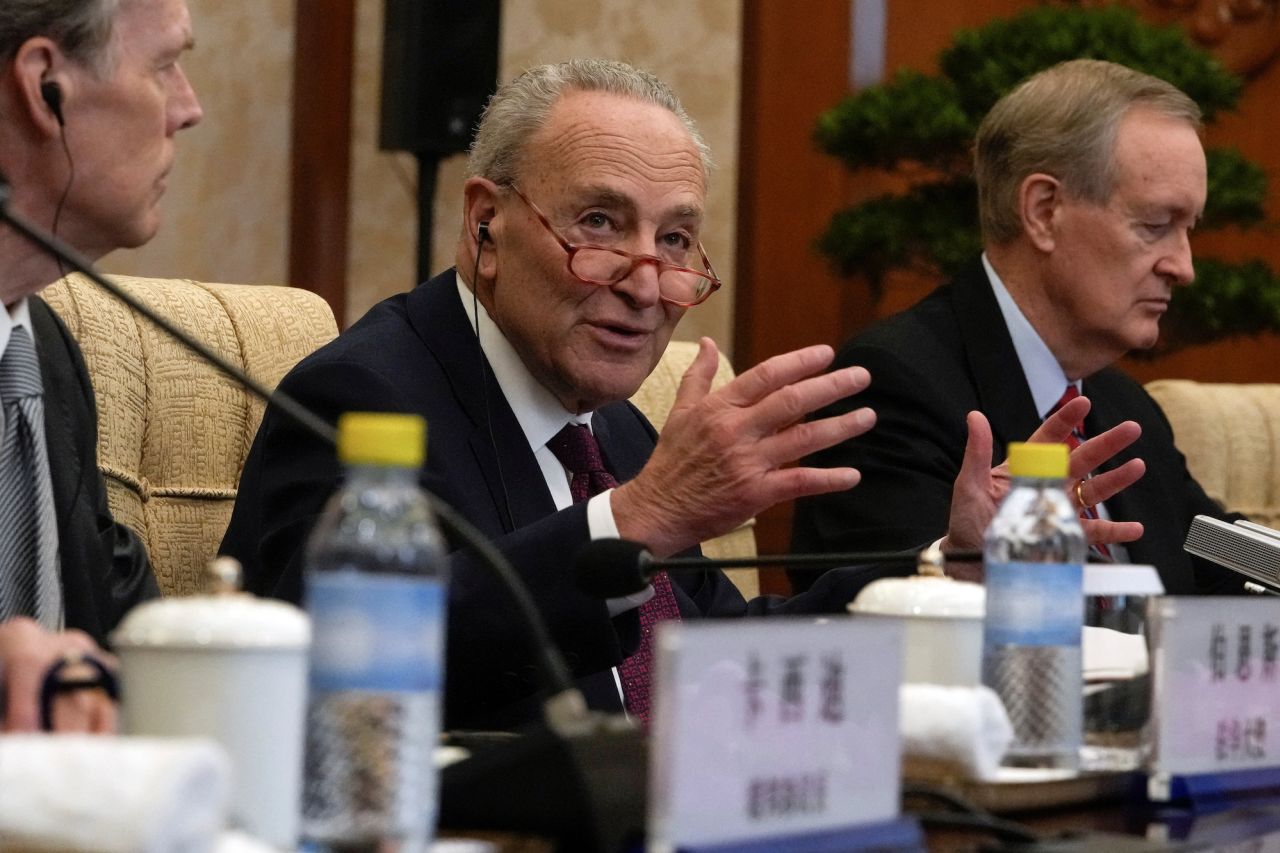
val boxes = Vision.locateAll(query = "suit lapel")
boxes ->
[949,263,1042,453]
[402,272,659,535]
[29,299,83,556]
[405,273,555,533]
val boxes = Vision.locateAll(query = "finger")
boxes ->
[748,366,871,439]
[59,629,104,657]
[1081,518,1145,546]
[93,694,118,734]
[959,411,994,496]
[671,337,720,411]
[1077,458,1145,508]
[719,345,837,407]
[50,686,116,734]
[3,658,43,733]
[941,412,997,554]
[758,406,876,465]
[49,690,98,734]
[758,464,862,503]
[1069,421,1142,480]
[1029,396,1091,445]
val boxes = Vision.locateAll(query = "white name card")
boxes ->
[1149,596,1280,785]
[647,617,903,851]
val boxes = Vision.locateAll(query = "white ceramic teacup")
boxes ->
[112,560,310,848]
[848,575,986,686]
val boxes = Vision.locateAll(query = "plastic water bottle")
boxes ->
[982,442,1085,770]
[302,412,447,852]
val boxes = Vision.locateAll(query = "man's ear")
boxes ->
[1019,173,1062,253]
[11,37,69,137]
[462,177,502,277]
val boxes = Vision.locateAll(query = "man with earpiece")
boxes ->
[222,59,1144,730]
[0,0,203,732]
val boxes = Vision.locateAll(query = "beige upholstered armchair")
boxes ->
[631,341,759,598]
[42,274,339,596]
[1146,379,1280,529]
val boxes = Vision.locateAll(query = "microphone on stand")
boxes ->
[0,178,644,848]
[574,538,984,599]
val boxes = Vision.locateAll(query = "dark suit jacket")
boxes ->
[791,260,1240,596]
[221,271,865,730]
[28,297,156,644]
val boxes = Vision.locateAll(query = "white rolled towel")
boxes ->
[899,684,1013,781]
[0,734,230,853]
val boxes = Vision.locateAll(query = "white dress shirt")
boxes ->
[1,298,35,364]
[454,274,654,614]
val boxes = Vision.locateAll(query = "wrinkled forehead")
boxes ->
[1110,107,1206,209]
[114,0,194,47]
[519,90,708,210]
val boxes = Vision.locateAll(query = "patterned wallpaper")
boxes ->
[98,0,741,352]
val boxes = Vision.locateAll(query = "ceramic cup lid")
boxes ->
[848,575,986,620]
[112,557,310,650]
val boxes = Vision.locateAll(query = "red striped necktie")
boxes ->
[546,423,681,724]
[1048,385,1112,561]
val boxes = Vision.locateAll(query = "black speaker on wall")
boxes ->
[380,0,501,157]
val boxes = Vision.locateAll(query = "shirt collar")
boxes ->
[1,297,34,362]
[454,273,591,452]
[982,253,1077,418]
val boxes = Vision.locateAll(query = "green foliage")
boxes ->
[815,3,1275,351]
[940,6,1240,120]
[1158,259,1280,352]
[818,181,979,295]
[1203,148,1268,228]
[815,71,974,171]
[817,6,1241,174]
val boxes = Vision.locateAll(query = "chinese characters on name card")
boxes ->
[1150,597,1280,780]
[647,618,903,850]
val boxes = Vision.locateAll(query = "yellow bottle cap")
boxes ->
[1006,442,1069,479]
[336,412,426,467]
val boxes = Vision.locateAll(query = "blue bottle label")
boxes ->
[306,572,445,692]
[984,561,1083,647]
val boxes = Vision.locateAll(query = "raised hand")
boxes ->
[613,337,875,558]
[943,394,1146,556]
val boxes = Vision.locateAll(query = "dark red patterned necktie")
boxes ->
[546,423,681,723]
[1048,385,1111,560]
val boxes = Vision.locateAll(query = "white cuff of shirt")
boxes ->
[588,490,655,616]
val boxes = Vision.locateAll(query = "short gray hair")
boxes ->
[0,0,120,73]
[975,58,1201,245]
[466,58,712,186]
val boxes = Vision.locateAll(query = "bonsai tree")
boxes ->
[815,4,1279,352]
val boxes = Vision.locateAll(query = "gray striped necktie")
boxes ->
[0,326,62,628]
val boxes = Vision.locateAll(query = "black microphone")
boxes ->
[0,178,645,849]
[575,538,984,599]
